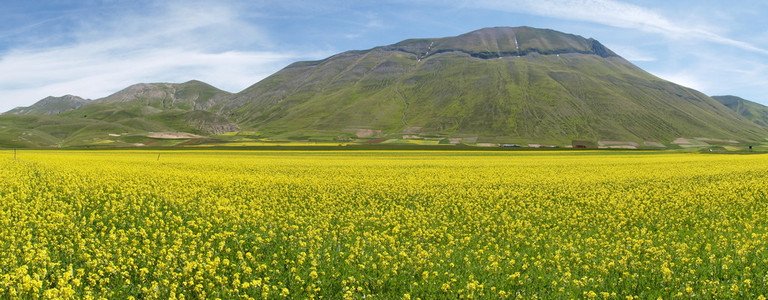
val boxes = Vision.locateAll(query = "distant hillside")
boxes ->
[1,81,239,147]
[94,80,230,110]
[6,95,90,115]
[62,80,240,135]
[712,95,768,127]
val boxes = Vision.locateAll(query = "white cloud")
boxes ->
[0,1,330,112]
[343,11,387,40]
[638,45,768,105]
[607,45,656,62]
[0,48,301,108]
[472,0,768,55]
[651,72,705,91]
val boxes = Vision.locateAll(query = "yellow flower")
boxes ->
[3,150,768,299]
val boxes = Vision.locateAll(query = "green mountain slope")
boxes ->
[712,95,768,127]
[0,114,135,147]
[224,26,766,144]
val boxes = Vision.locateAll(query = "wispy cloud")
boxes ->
[651,72,706,92]
[607,46,656,62]
[654,49,768,99]
[343,11,387,39]
[0,1,330,112]
[0,48,299,103]
[472,0,768,55]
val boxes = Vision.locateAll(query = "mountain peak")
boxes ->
[5,94,90,115]
[90,80,233,113]
[387,26,618,60]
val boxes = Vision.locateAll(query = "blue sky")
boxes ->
[1,0,767,112]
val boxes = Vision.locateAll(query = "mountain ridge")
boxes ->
[2,26,767,148]
[7,95,91,115]
[712,95,768,127]
[382,27,619,60]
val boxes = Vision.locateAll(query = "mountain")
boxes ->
[1,80,239,147]
[7,95,90,115]
[2,26,767,148]
[94,80,230,110]
[59,80,240,135]
[223,26,766,144]
[712,95,768,127]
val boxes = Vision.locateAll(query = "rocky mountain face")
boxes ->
[2,26,767,148]
[383,26,618,60]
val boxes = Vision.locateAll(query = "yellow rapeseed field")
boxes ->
[1,150,767,299]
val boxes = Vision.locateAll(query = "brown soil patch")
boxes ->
[403,127,423,133]
[643,141,666,147]
[147,132,204,139]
